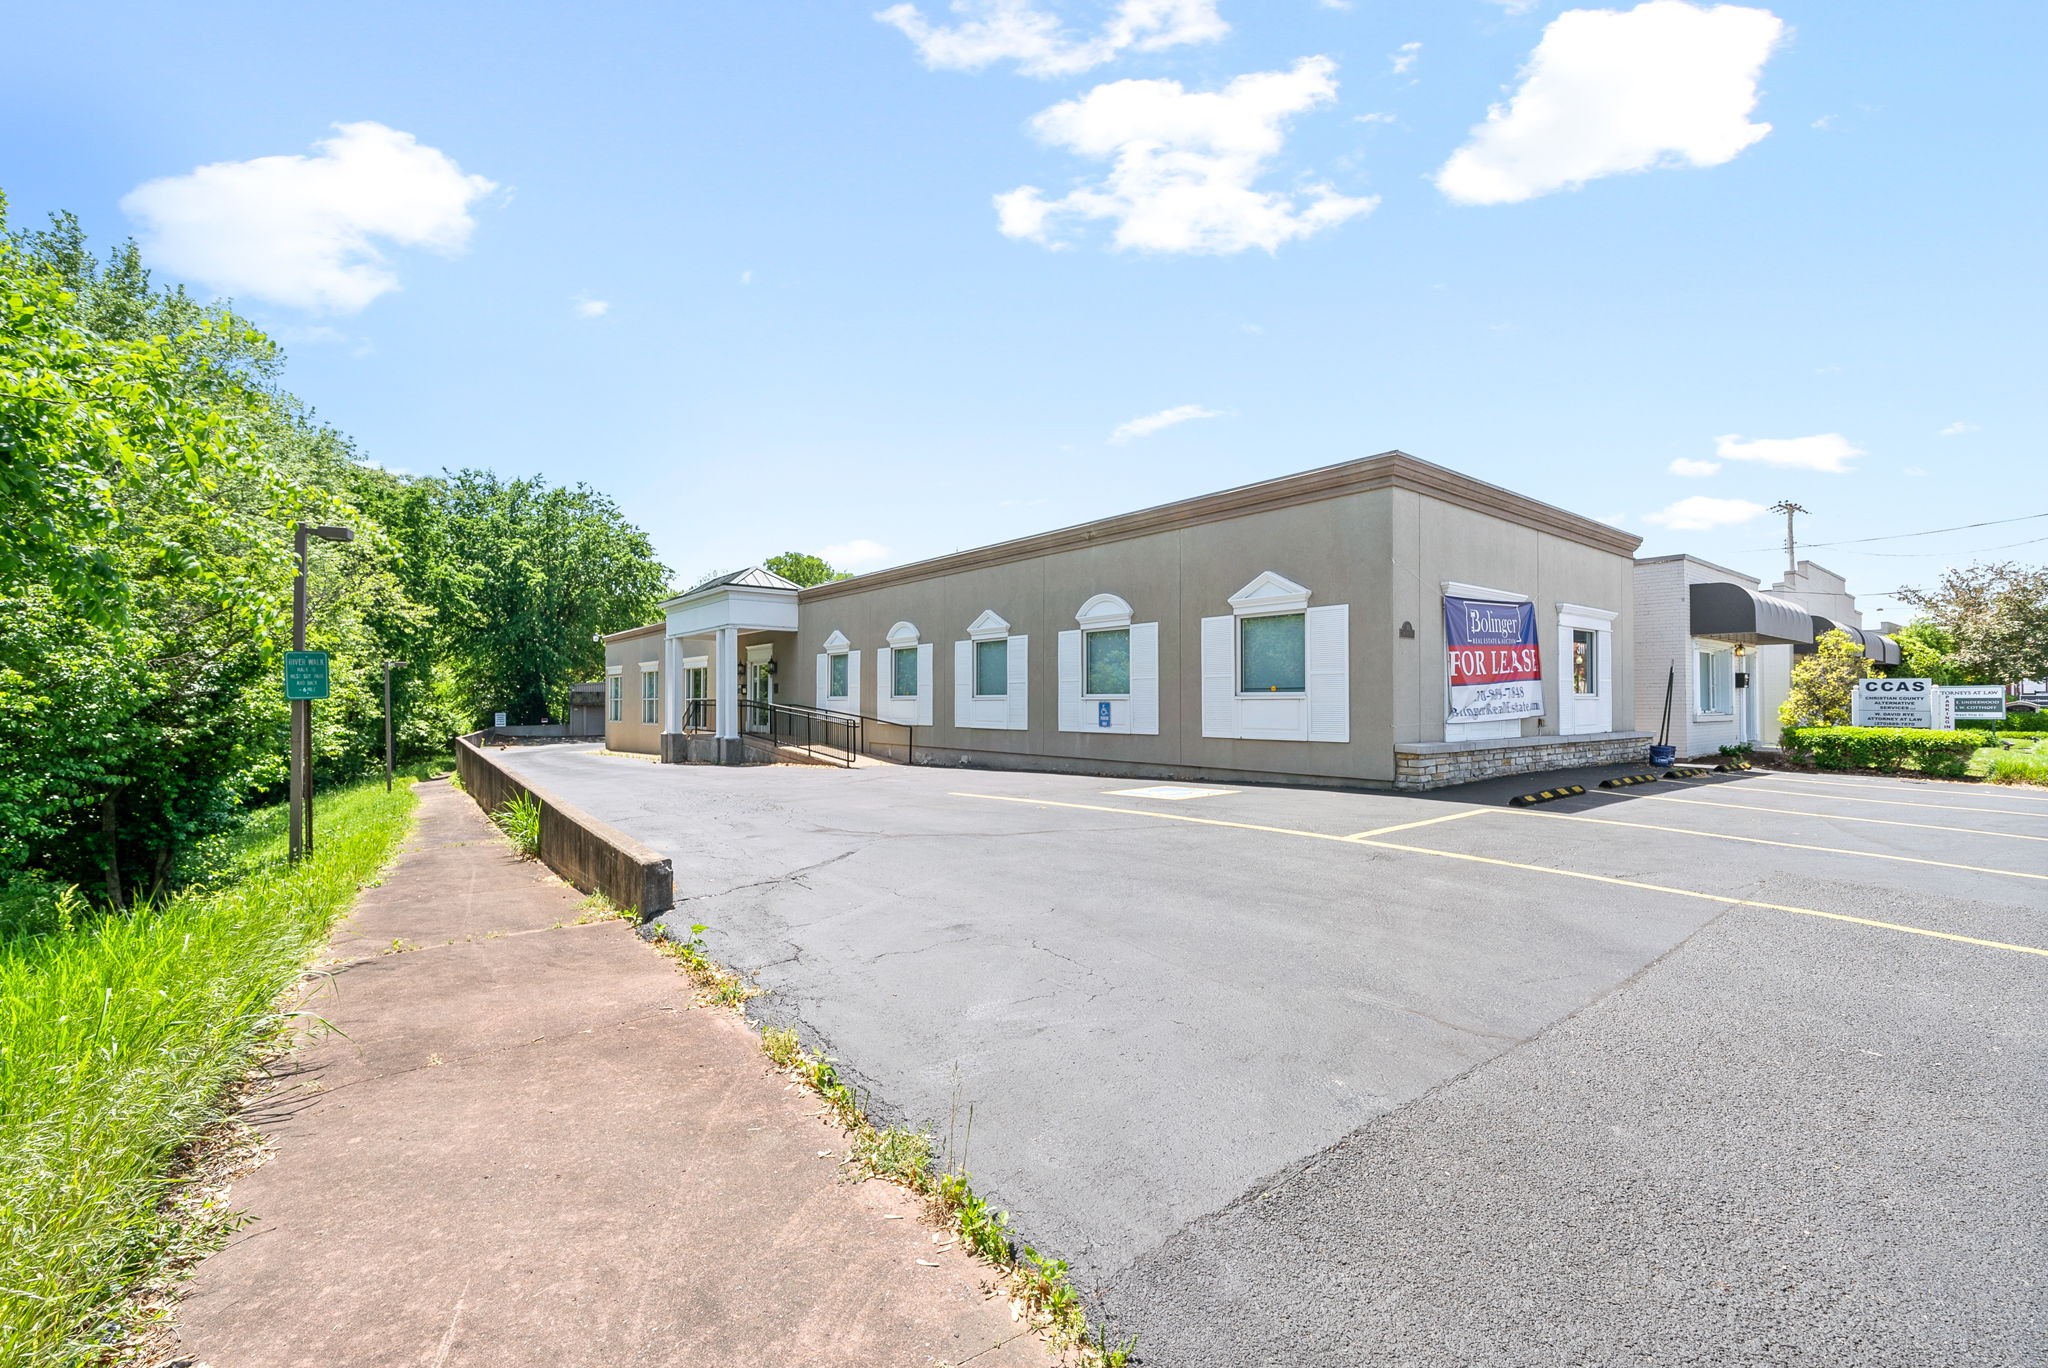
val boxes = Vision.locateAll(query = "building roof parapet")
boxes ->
[802,451,1640,602]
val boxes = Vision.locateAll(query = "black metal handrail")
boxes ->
[737,698,863,767]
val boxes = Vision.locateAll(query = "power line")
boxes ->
[1856,533,2048,558]
[1742,510,2048,552]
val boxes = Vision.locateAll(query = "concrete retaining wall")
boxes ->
[453,733,674,915]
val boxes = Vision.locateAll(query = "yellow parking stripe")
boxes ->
[1748,773,2048,804]
[1579,789,2048,843]
[952,792,2048,959]
[1502,807,2048,883]
[1344,810,1490,840]
[1734,781,2045,818]
[952,792,1363,843]
[1352,836,2048,960]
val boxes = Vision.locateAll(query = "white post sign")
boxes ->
[1939,685,2006,724]
[1850,678,1935,728]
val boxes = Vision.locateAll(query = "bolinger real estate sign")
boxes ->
[1850,677,1936,728]
[1444,596,1544,723]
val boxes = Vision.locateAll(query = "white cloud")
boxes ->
[1110,403,1221,442]
[1902,466,1928,477]
[740,269,753,285]
[572,294,609,318]
[1714,431,1863,473]
[1487,0,1541,13]
[996,57,1376,254]
[1643,495,1767,531]
[876,0,1226,77]
[1938,420,1979,437]
[824,538,892,569]
[121,121,496,313]
[1811,113,1835,130]
[1668,457,1721,477]
[1354,111,1397,124]
[1390,41,1422,75]
[1435,1,1784,206]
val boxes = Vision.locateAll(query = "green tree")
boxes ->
[1779,628,1875,730]
[763,551,852,587]
[431,471,669,725]
[1889,621,1968,684]
[1898,562,2048,684]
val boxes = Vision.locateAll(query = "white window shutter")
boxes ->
[1007,635,1029,730]
[953,640,972,729]
[877,651,894,723]
[1307,604,1349,743]
[817,653,830,709]
[917,643,934,726]
[1201,615,1238,739]
[848,649,862,716]
[1130,622,1160,735]
[1058,630,1083,732]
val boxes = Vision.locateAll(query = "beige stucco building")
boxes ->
[607,452,1649,789]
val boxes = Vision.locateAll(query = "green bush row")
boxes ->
[1959,711,2048,733]
[1779,726,1984,776]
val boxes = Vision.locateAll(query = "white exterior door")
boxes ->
[1558,605,1616,736]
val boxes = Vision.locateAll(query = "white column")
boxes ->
[716,626,740,739]
[662,635,683,733]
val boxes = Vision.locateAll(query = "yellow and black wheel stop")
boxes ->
[1599,773,1660,788]
[1509,784,1585,807]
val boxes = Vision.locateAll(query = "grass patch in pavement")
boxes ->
[0,778,416,1367]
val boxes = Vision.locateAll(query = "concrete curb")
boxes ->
[453,733,674,915]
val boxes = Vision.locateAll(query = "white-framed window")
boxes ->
[640,664,660,724]
[955,610,1029,732]
[1058,594,1159,735]
[1201,572,1348,743]
[1083,628,1130,698]
[973,639,1009,698]
[815,630,861,715]
[1239,612,1306,695]
[1696,645,1735,717]
[878,622,933,726]
[607,671,622,722]
[1571,630,1599,696]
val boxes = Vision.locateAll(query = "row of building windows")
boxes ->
[831,612,1309,703]
[608,670,663,723]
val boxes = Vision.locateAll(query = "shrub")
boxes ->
[1779,630,1874,728]
[1960,711,2048,733]
[1779,725,1983,776]
[490,792,542,858]
[1986,752,2048,786]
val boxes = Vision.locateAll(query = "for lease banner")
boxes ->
[1445,596,1545,723]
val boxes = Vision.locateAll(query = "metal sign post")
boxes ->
[285,523,352,862]
[383,661,409,792]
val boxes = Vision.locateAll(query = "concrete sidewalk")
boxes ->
[175,779,1049,1368]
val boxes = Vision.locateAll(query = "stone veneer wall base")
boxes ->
[1393,732,1652,791]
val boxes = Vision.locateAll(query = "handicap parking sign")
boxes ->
[1098,700,1112,728]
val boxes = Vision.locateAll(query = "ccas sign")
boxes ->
[1851,677,1935,728]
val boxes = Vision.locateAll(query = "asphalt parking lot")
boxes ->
[497,745,2046,1367]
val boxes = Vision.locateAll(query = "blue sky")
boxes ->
[6,1,2041,620]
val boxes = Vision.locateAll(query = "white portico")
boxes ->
[656,567,801,764]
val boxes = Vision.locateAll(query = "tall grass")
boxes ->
[0,779,416,1366]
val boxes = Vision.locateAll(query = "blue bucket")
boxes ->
[1648,744,1677,767]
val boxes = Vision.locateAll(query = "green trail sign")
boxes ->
[284,650,331,700]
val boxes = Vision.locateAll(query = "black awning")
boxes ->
[1689,582,1814,647]
[1798,616,1902,666]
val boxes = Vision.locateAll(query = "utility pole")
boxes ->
[1770,500,1809,579]
[383,660,409,792]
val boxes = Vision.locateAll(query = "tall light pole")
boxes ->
[290,522,354,862]
[384,660,409,793]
